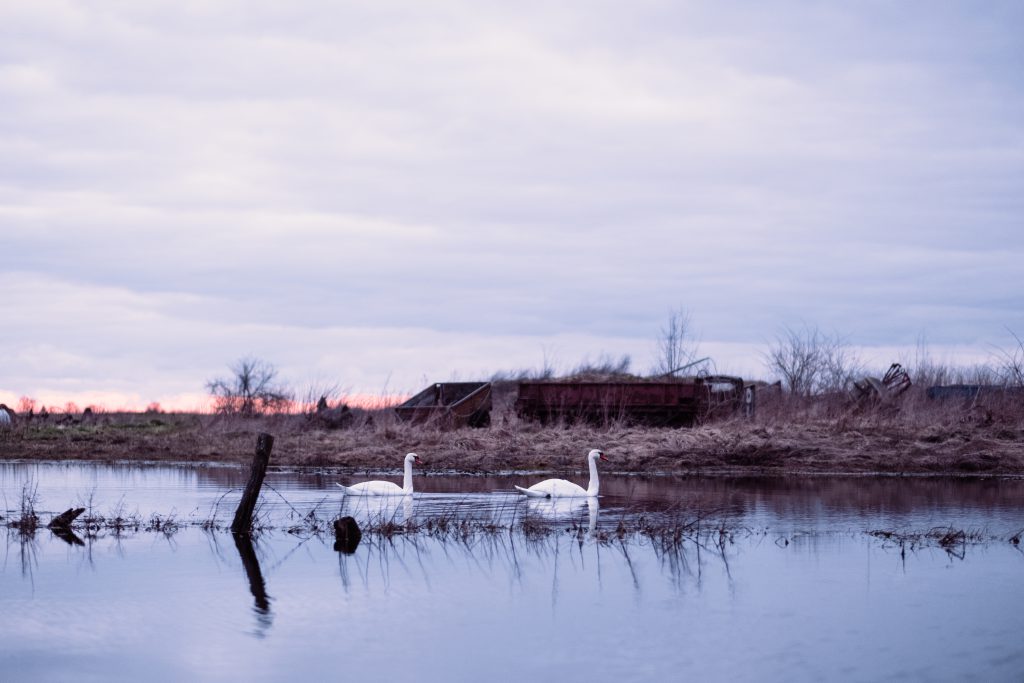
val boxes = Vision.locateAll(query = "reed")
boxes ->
[5,480,41,535]
[867,525,1001,559]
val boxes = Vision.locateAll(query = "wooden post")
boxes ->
[231,433,274,534]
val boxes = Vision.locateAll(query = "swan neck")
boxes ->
[403,459,414,492]
[586,455,600,496]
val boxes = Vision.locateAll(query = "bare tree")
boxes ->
[819,337,865,393]
[206,357,293,417]
[765,325,860,396]
[655,308,699,375]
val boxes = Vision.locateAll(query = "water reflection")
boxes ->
[2,518,1024,682]
[50,525,85,546]
[338,493,415,526]
[5,462,1024,536]
[232,533,273,637]
[520,496,600,537]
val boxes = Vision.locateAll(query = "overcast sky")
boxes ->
[2,1,1022,410]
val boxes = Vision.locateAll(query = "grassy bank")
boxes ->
[2,396,1023,475]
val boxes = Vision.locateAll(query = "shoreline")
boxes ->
[2,457,1023,481]
[2,411,1023,476]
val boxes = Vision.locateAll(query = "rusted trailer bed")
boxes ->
[395,382,492,428]
[515,377,745,427]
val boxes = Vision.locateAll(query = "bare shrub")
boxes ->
[568,353,633,379]
[206,357,294,417]
[764,325,862,398]
[300,379,346,415]
[7,480,40,534]
[489,348,558,382]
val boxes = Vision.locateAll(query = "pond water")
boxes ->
[2,461,1023,682]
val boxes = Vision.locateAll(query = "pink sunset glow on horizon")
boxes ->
[0,391,407,415]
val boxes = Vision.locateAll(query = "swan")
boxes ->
[514,448,607,498]
[337,453,421,496]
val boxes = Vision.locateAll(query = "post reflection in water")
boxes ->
[231,532,273,637]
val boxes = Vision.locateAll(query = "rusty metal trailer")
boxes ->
[395,382,493,428]
[514,377,746,427]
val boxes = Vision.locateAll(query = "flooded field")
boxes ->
[2,461,1023,682]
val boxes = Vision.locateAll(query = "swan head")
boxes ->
[405,452,423,465]
[588,449,608,462]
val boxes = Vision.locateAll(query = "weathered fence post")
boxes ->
[231,433,274,534]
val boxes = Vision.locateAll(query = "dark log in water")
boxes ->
[231,433,274,534]
[333,516,362,553]
[47,507,85,529]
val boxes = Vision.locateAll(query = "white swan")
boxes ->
[514,448,607,498]
[336,453,421,496]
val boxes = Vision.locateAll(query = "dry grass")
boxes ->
[0,387,1022,475]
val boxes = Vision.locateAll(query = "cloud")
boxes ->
[1,1,1022,405]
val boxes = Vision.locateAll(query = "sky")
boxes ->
[1,1,1022,410]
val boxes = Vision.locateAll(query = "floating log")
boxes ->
[48,507,86,529]
[333,516,362,554]
[231,433,274,534]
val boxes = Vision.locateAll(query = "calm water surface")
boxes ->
[2,461,1023,682]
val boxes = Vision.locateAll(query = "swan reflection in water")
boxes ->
[335,494,426,592]
[334,496,610,597]
[338,491,416,526]
[522,496,600,537]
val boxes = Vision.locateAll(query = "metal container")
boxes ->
[515,377,745,427]
[395,382,493,428]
